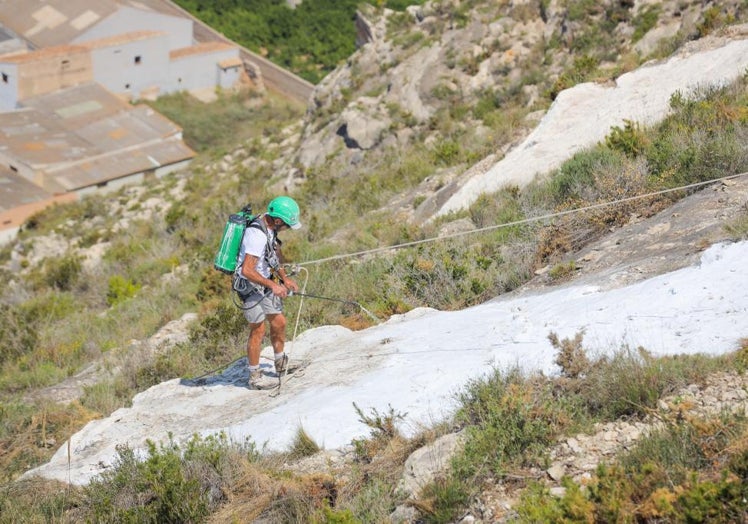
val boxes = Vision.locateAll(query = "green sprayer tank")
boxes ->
[214,206,254,274]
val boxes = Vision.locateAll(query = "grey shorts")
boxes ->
[243,291,283,324]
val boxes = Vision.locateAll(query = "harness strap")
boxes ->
[232,215,282,301]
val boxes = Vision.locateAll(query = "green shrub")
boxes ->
[516,477,595,522]
[83,437,216,522]
[548,146,622,202]
[647,80,748,185]
[188,301,247,362]
[44,254,82,291]
[562,344,726,421]
[81,378,133,415]
[549,55,599,99]
[419,474,472,524]
[632,5,661,42]
[106,275,141,306]
[351,403,405,463]
[606,119,648,158]
[432,140,462,167]
[0,304,37,365]
[453,368,580,478]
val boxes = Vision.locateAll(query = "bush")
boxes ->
[40,254,82,291]
[606,119,648,157]
[106,275,141,306]
[0,304,37,365]
[558,341,726,421]
[453,368,580,478]
[83,434,251,523]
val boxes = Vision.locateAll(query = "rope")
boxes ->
[288,291,381,322]
[298,171,748,266]
[288,267,310,352]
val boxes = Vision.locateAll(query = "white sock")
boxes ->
[274,352,286,361]
[249,365,260,371]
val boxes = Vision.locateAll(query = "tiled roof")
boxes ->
[170,41,234,59]
[1,83,195,192]
[0,0,119,48]
[80,30,166,49]
[0,43,89,63]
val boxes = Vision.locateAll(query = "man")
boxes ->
[235,196,301,389]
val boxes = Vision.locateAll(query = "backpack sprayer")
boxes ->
[214,204,255,274]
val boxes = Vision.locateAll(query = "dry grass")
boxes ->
[207,460,338,523]
[0,401,99,483]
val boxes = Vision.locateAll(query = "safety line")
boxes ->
[299,171,748,267]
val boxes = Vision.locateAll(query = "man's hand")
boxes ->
[270,282,288,298]
[284,277,299,293]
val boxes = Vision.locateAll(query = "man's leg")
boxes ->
[267,313,288,373]
[246,321,265,367]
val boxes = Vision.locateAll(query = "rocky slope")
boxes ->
[5,1,748,520]
[270,0,748,211]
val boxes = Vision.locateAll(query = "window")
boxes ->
[9,165,17,172]
[134,55,141,65]
[1,72,7,83]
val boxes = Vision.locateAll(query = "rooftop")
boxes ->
[0,165,53,214]
[0,83,195,192]
[170,41,235,60]
[0,0,119,49]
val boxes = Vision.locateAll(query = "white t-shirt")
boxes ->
[238,223,273,278]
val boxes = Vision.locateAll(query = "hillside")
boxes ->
[2,0,748,521]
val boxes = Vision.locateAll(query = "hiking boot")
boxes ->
[248,368,266,389]
[274,354,289,374]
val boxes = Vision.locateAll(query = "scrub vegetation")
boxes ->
[1,0,748,521]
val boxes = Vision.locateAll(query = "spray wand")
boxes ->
[287,290,380,323]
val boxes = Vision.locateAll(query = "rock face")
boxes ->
[398,431,466,498]
[274,0,748,216]
[435,26,748,217]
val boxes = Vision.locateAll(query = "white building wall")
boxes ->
[168,49,241,94]
[0,62,19,110]
[90,33,170,100]
[74,172,146,198]
[74,7,193,51]
[218,63,242,89]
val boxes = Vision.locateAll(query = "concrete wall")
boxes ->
[0,62,19,110]
[76,6,193,51]
[72,158,192,198]
[14,48,92,102]
[90,33,171,99]
[169,48,240,93]
[218,60,242,89]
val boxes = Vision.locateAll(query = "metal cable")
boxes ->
[298,171,748,266]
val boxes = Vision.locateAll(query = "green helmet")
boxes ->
[267,196,301,230]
